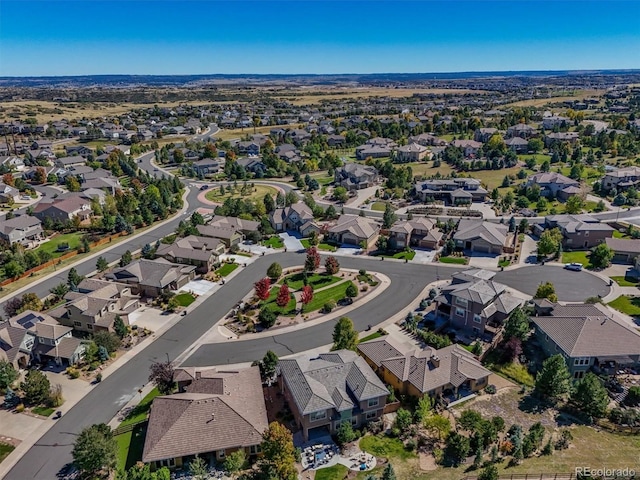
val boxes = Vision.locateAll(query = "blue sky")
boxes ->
[1,1,639,76]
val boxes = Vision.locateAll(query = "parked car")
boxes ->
[564,262,583,271]
[200,185,209,190]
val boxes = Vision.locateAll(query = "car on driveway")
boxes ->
[564,262,583,271]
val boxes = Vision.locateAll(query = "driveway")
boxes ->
[279,231,304,251]
[519,234,538,265]
[334,244,363,256]
[467,252,499,270]
[412,249,437,264]
[240,241,271,255]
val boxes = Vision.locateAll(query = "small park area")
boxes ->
[205,184,279,203]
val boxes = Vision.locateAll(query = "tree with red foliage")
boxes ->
[300,285,314,305]
[324,256,340,275]
[276,284,291,307]
[254,277,271,301]
[503,337,523,362]
[305,247,320,272]
[2,173,14,187]
[33,167,47,184]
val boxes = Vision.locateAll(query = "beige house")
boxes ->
[358,336,491,400]
[326,214,380,248]
[156,235,225,273]
[395,143,431,163]
[106,259,196,298]
[453,219,509,254]
[388,217,443,250]
[279,350,388,441]
[143,367,268,470]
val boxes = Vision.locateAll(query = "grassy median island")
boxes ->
[279,271,341,290]
[301,280,356,313]
[205,184,279,203]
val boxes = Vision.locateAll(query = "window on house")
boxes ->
[159,458,175,468]
[455,307,465,317]
[73,321,82,327]
[455,297,468,307]
[574,371,584,379]
[473,314,482,323]
[366,411,377,420]
[87,324,93,330]
[367,398,379,408]
[310,411,327,422]
[249,445,262,455]
[351,417,358,426]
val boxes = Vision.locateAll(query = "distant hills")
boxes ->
[1,70,640,88]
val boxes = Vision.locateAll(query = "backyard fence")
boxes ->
[462,474,579,480]
[112,418,147,436]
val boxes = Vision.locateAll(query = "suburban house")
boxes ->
[531,300,640,379]
[236,157,266,175]
[107,258,196,298]
[54,156,86,169]
[49,278,140,334]
[326,214,380,248]
[601,166,640,192]
[32,196,92,223]
[355,138,396,160]
[526,172,581,201]
[544,132,580,147]
[505,136,529,153]
[395,143,430,163]
[0,310,86,368]
[414,178,487,204]
[192,159,225,176]
[143,367,268,469]
[542,214,614,249]
[334,163,379,191]
[388,217,443,250]
[435,269,524,339]
[474,128,498,143]
[65,145,94,158]
[237,141,260,156]
[269,203,319,234]
[604,237,640,264]
[451,139,482,158]
[278,350,388,441]
[506,124,537,139]
[358,335,491,400]
[209,216,260,236]
[196,224,244,248]
[542,115,570,129]
[0,215,43,246]
[327,134,346,147]
[0,155,25,171]
[453,219,510,254]
[155,235,225,273]
[0,182,20,204]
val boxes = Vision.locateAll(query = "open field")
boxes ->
[504,89,604,108]
[215,124,298,141]
[205,184,278,203]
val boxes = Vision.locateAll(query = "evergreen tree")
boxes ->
[535,354,571,402]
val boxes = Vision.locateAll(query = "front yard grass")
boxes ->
[263,287,297,315]
[561,250,591,267]
[302,281,355,313]
[359,330,384,343]
[280,272,340,291]
[173,292,195,307]
[115,423,147,470]
[31,406,55,417]
[216,262,239,277]
[498,259,511,268]
[438,256,467,265]
[375,250,416,260]
[35,231,84,258]
[0,443,15,464]
[608,295,640,317]
[120,388,161,427]
[370,202,387,212]
[262,236,284,248]
[300,239,337,251]
[315,464,349,480]
[610,275,639,287]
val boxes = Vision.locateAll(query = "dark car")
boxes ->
[200,185,209,191]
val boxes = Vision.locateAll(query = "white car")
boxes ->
[564,262,583,271]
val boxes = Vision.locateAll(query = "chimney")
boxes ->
[196,371,202,380]
[430,355,440,368]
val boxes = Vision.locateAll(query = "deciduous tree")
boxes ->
[590,243,614,269]
[325,256,340,275]
[0,360,18,389]
[534,281,558,302]
[382,203,397,229]
[72,423,117,477]
[305,247,320,272]
[332,317,358,351]
[148,360,175,395]
[300,285,313,305]
[267,262,282,280]
[276,285,291,307]
[503,307,530,341]
[254,277,271,301]
[260,422,298,480]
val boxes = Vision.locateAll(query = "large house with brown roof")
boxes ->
[453,219,510,254]
[532,300,640,379]
[526,172,580,201]
[542,214,614,249]
[388,217,443,250]
[155,235,225,273]
[605,237,640,264]
[32,196,92,223]
[334,163,379,190]
[143,367,268,470]
[435,269,524,340]
[278,350,388,441]
[0,215,43,246]
[107,258,196,298]
[357,336,491,400]
[326,214,380,248]
[49,278,139,334]
[269,203,319,235]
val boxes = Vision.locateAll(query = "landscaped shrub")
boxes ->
[322,300,336,313]
[485,385,497,395]
[68,368,80,379]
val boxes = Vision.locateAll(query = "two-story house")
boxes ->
[32,196,92,223]
[334,163,379,191]
[532,300,640,379]
[278,350,388,441]
[435,269,524,339]
[269,203,319,235]
[526,172,581,201]
[106,259,196,298]
[395,143,431,163]
[155,235,225,273]
[451,139,482,158]
[0,215,43,247]
[388,217,443,250]
[358,336,491,401]
[601,166,640,192]
[542,214,614,249]
[414,178,487,204]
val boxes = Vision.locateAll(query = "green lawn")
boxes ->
[610,275,639,287]
[498,259,511,268]
[31,406,55,417]
[262,236,284,248]
[205,184,279,203]
[438,256,468,265]
[115,423,147,470]
[370,202,387,212]
[280,272,341,291]
[359,435,417,461]
[173,292,195,307]
[216,263,239,277]
[120,388,161,427]
[359,330,384,343]
[608,295,640,317]
[561,250,591,267]
[0,443,15,464]
[300,239,337,251]
[315,464,349,480]
[376,250,416,260]
[302,281,355,313]
[263,286,297,315]
[35,231,84,258]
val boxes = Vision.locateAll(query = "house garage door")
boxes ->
[342,233,360,245]
[472,243,490,253]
